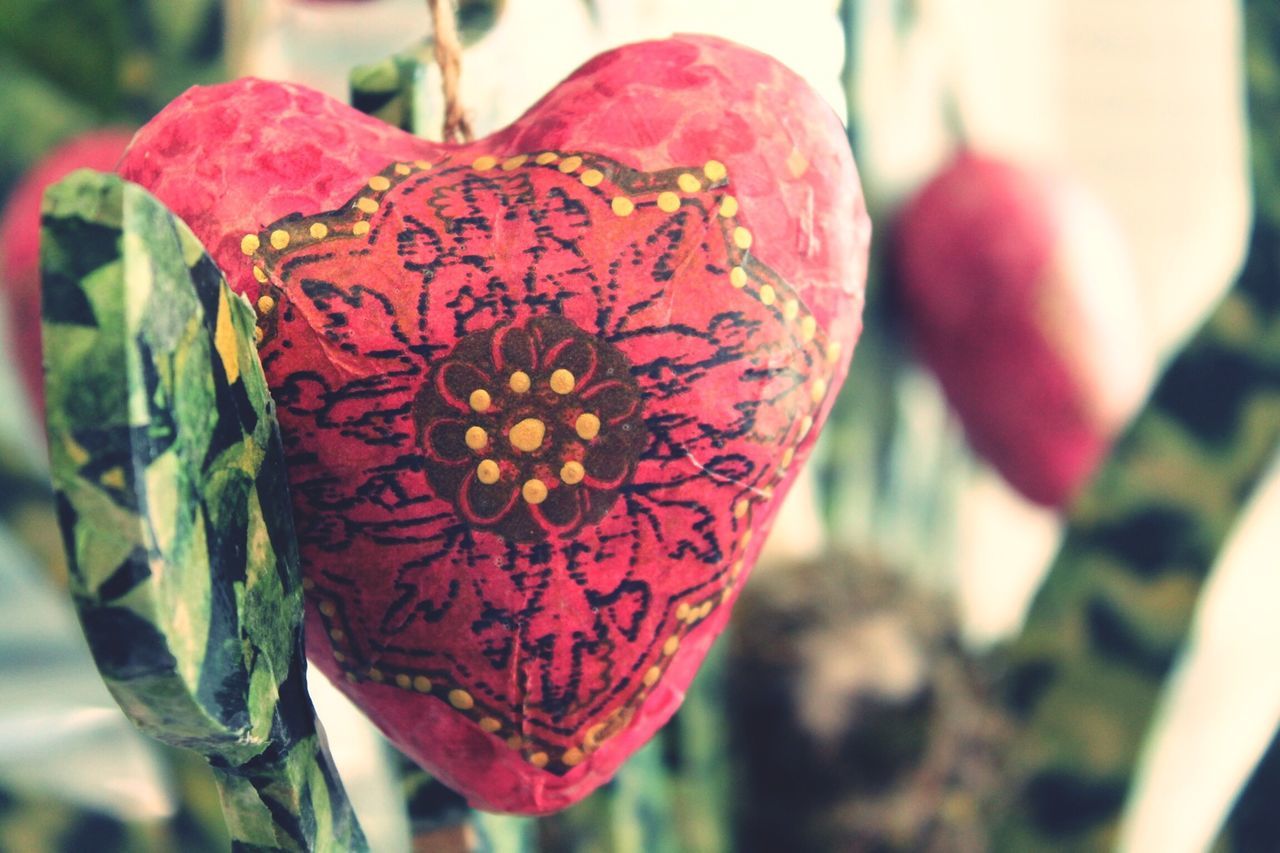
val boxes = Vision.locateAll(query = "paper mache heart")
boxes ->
[118,34,870,813]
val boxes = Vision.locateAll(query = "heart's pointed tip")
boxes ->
[336,587,721,815]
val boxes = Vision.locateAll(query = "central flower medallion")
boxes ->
[415,315,647,541]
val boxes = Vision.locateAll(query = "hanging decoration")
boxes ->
[895,151,1151,507]
[115,33,869,812]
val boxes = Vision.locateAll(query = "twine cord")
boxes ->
[428,0,474,143]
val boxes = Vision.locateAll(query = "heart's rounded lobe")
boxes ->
[119,35,869,813]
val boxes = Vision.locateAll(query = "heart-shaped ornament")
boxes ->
[895,152,1150,506]
[119,35,869,813]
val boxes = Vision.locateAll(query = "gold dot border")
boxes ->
[240,151,847,382]
[262,148,853,774]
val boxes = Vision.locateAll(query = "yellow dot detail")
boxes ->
[477,459,500,484]
[575,413,600,440]
[580,169,604,187]
[253,266,268,284]
[535,152,559,165]
[413,675,432,692]
[301,577,315,590]
[826,342,843,362]
[257,295,276,314]
[395,163,412,175]
[395,673,412,688]
[369,175,391,191]
[353,221,370,236]
[550,369,576,394]
[345,672,357,683]
[783,299,799,320]
[253,327,265,344]
[720,195,739,218]
[676,603,691,621]
[319,600,337,617]
[310,222,329,239]
[730,266,747,288]
[759,284,776,306]
[330,628,345,642]
[465,426,488,451]
[563,748,585,767]
[734,499,749,518]
[333,650,346,662]
[663,636,680,656]
[529,752,549,768]
[811,378,828,403]
[611,197,635,217]
[479,717,502,733]
[800,415,814,438]
[585,722,608,748]
[733,226,753,250]
[657,191,681,213]
[509,370,531,393]
[506,736,523,750]
[502,154,528,171]
[677,172,702,193]
[270,229,291,250]
[561,460,585,485]
[704,160,728,182]
[472,155,498,171]
[509,418,547,453]
[469,389,491,412]
[781,447,796,468]
[414,159,432,169]
[449,689,475,710]
[643,666,661,687]
[368,668,384,682]
[558,155,583,173]
[356,197,379,214]
[523,479,548,504]
[240,234,261,255]
[800,316,817,342]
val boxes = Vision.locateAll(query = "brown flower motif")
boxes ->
[414,315,646,542]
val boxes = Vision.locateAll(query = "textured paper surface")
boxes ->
[120,35,869,812]
[41,171,366,849]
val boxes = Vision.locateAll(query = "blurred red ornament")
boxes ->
[120,35,869,812]
[895,151,1150,507]
[0,129,134,414]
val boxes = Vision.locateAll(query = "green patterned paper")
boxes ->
[41,170,366,852]
[1215,1,1280,847]
[992,4,1280,845]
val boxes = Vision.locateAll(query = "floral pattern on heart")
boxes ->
[415,315,648,543]
[241,151,839,775]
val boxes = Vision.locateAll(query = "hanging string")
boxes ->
[427,0,474,143]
